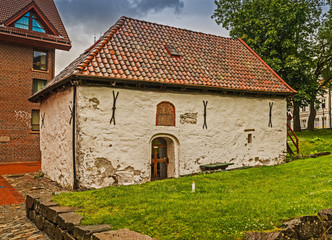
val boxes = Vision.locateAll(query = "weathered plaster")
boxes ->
[75,86,287,189]
[40,88,74,188]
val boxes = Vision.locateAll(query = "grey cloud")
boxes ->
[132,0,184,14]
[55,0,184,30]
[54,0,184,73]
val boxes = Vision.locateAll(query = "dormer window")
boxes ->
[14,11,46,33]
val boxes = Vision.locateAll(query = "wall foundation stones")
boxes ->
[26,194,156,239]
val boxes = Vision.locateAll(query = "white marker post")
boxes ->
[192,181,195,193]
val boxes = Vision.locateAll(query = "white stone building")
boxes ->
[299,89,332,129]
[29,17,296,189]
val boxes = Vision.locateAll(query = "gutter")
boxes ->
[71,80,79,190]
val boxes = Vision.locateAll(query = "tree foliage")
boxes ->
[212,0,331,131]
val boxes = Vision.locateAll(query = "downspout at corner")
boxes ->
[71,80,79,190]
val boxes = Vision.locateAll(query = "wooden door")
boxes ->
[151,138,168,180]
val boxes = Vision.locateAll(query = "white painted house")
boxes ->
[29,17,296,189]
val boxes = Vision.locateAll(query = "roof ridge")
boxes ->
[75,16,127,73]
[123,16,235,41]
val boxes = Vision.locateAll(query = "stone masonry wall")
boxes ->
[0,40,55,163]
[25,194,156,240]
[40,88,74,188]
[76,86,287,189]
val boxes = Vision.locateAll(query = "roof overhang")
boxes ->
[29,74,296,103]
[0,28,71,51]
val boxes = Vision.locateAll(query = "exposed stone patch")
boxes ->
[88,97,100,109]
[180,112,198,124]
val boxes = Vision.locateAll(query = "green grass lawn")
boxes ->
[53,156,332,239]
[288,129,332,156]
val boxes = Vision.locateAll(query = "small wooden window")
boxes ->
[156,102,175,126]
[31,110,40,131]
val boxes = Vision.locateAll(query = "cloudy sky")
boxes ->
[53,0,229,74]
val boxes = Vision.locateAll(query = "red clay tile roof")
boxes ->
[31,16,295,101]
[0,0,71,48]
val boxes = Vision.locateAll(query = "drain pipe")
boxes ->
[72,80,79,190]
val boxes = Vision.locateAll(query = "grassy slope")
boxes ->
[53,156,332,240]
[288,129,332,156]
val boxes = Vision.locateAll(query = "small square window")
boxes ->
[31,110,40,131]
[32,79,47,94]
[33,50,47,71]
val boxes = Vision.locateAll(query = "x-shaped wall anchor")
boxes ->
[41,113,45,129]
[268,102,273,127]
[69,106,74,124]
[110,91,119,125]
[203,100,208,129]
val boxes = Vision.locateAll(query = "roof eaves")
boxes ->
[238,38,297,94]
[74,74,296,96]
[29,74,74,102]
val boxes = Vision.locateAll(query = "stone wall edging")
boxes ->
[26,194,331,240]
[245,208,332,240]
[25,194,156,240]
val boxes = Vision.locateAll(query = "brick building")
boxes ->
[0,0,71,163]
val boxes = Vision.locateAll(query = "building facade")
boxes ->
[299,90,332,129]
[30,17,296,189]
[0,0,71,163]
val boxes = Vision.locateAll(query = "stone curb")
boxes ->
[245,208,332,240]
[26,194,157,240]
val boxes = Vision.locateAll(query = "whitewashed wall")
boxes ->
[40,88,74,188]
[76,86,287,189]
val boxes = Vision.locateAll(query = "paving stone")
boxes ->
[57,211,83,232]
[91,228,157,240]
[73,224,112,240]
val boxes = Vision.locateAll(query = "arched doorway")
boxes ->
[151,137,168,181]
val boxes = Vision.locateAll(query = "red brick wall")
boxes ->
[0,40,55,163]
